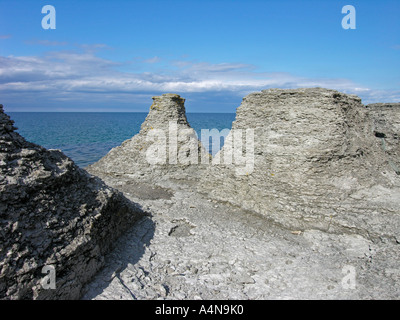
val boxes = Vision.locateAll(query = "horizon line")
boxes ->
[6,111,237,114]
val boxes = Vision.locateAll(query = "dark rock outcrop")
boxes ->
[0,104,146,299]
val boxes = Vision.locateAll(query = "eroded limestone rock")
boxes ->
[367,103,400,175]
[200,88,400,240]
[0,104,145,299]
[87,94,209,181]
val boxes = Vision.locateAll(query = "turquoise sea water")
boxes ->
[9,112,236,168]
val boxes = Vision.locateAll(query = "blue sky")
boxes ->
[0,0,399,112]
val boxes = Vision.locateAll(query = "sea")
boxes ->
[8,112,236,168]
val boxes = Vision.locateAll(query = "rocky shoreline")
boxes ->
[0,104,145,299]
[1,88,399,299]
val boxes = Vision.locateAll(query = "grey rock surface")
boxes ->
[200,88,400,241]
[87,93,209,181]
[82,176,400,300]
[0,105,145,299]
[3,87,400,300]
[367,103,400,175]
[82,88,400,300]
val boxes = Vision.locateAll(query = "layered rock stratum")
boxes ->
[2,88,400,300]
[367,103,400,176]
[0,104,145,299]
[87,93,209,181]
[201,88,400,240]
[82,88,400,300]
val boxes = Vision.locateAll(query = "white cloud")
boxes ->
[0,49,399,109]
[25,39,68,46]
[143,56,161,64]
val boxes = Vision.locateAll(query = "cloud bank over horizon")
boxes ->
[1,45,399,112]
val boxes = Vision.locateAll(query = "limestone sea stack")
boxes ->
[200,88,400,240]
[0,105,145,299]
[87,93,209,181]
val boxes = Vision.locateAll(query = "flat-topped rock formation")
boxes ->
[82,90,400,300]
[0,105,145,299]
[87,93,209,181]
[3,89,400,300]
[200,88,400,240]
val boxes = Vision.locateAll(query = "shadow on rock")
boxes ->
[81,214,156,300]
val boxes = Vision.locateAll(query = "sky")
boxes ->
[0,0,399,112]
